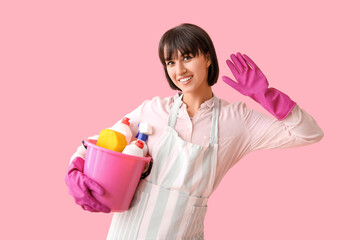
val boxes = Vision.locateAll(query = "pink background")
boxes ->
[1,0,359,239]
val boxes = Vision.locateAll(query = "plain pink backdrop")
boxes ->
[1,0,359,239]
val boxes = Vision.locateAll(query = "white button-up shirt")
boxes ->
[72,93,324,193]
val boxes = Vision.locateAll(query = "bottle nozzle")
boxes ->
[135,140,144,149]
[121,117,130,126]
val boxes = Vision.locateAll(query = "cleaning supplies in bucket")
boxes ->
[134,122,153,157]
[96,129,127,152]
[95,117,133,152]
[116,117,133,144]
[83,118,152,212]
[122,140,145,157]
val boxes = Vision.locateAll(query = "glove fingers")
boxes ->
[222,76,241,90]
[230,54,244,72]
[226,59,240,78]
[84,177,105,196]
[242,54,258,70]
[98,204,111,213]
[78,193,111,213]
[87,200,111,213]
[79,193,111,213]
[82,204,98,212]
[236,52,249,71]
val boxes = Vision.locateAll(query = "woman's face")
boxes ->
[165,48,211,94]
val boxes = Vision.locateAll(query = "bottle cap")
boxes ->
[135,140,144,149]
[137,132,148,142]
[138,122,152,135]
[121,117,130,126]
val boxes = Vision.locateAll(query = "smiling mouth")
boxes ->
[179,76,192,82]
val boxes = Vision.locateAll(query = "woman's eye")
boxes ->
[184,56,192,61]
[167,61,174,66]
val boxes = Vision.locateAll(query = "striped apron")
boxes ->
[107,94,219,240]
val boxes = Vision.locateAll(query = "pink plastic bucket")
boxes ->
[83,139,152,212]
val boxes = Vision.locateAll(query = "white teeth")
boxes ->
[179,77,192,82]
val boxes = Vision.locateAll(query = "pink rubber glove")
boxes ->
[65,157,111,213]
[222,52,296,120]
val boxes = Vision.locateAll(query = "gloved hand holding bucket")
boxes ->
[82,139,152,212]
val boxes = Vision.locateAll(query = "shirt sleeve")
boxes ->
[242,104,324,152]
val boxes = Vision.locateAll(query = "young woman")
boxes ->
[65,23,324,239]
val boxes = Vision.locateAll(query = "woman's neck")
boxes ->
[182,87,213,118]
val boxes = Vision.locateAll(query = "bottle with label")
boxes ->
[116,117,133,145]
[135,122,152,157]
[122,140,145,157]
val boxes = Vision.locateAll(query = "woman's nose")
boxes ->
[176,62,187,75]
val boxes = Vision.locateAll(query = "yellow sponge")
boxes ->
[96,129,127,152]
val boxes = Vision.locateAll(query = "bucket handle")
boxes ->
[141,160,152,179]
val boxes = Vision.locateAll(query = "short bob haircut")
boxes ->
[158,23,219,91]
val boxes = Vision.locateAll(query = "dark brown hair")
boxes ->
[158,23,219,91]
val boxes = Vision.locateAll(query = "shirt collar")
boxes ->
[173,92,215,109]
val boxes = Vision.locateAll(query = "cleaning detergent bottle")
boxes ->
[116,117,133,145]
[122,140,145,157]
[134,122,152,157]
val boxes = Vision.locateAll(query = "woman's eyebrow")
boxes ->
[165,51,192,61]
[182,52,195,57]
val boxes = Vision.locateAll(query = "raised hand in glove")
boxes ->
[222,52,296,120]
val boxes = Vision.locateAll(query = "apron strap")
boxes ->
[168,94,184,128]
[168,93,219,145]
[209,96,219,145]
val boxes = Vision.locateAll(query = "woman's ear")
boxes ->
[206,53,211,67]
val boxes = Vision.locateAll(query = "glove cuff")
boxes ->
[251,87,296,120]
[67,157,85,174]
